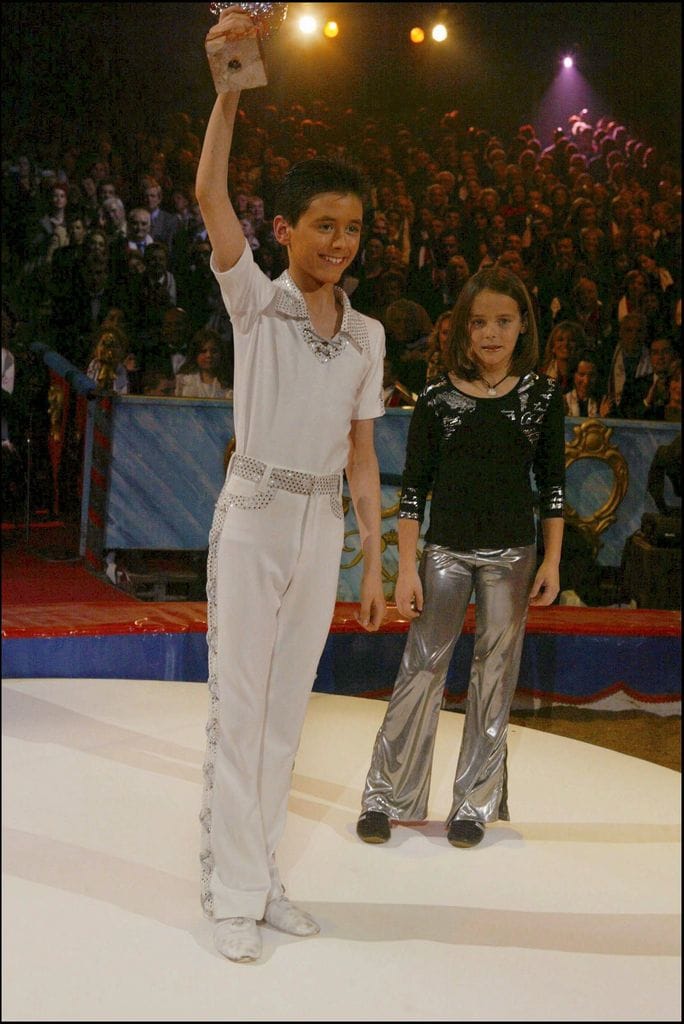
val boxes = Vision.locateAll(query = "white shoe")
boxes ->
[214,917,261,962]
[264,896,320,936]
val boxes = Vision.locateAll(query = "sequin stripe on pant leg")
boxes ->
[198,500,228,920]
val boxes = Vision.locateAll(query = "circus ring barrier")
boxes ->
[14,346,680,713]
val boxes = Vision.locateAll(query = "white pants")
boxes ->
[200,461,344,920]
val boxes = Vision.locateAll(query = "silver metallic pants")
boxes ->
[362,543,537,825]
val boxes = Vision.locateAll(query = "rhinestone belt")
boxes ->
[232,454,342,498]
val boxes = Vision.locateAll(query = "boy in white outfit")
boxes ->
[196,8,386,963]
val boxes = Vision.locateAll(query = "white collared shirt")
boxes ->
[211,240,385,475]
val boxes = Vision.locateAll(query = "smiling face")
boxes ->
[468,289,524,378]
[274,192,363,289]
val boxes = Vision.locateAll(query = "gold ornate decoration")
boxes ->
[564,418,629,556]
[47,383,65,442]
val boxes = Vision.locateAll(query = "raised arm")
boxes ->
[195,10,255,271]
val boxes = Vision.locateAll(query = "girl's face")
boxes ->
[468,289,524,378]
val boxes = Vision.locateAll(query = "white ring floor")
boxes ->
[2,678,680,1022]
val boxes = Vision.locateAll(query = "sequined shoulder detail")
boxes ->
[273,270,369,363]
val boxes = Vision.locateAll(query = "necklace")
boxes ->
[478,372,510,395]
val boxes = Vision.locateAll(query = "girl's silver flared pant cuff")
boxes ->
[361,542,537,825]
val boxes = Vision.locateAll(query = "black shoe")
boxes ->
[447,819,485,848]
[356,811,391,844]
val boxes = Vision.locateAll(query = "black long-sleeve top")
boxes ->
[399,372,565,550]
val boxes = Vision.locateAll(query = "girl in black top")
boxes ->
[357,266,565,848]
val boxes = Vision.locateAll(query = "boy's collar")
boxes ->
[274,269,369,357]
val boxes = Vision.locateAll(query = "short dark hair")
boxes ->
[446,266,539,380]
[274,158,367,226]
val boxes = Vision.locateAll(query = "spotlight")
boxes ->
[323,21,339,38]
[432,23,448,43]
[410,27,425,44]
[562,55,574,68]
[298,15,318,35]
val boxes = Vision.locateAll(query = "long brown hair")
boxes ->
[446,266,539,380]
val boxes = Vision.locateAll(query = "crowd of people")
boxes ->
[1,97,681,480]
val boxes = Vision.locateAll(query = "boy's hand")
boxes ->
[206,7,256,48]
[357,574,386,632]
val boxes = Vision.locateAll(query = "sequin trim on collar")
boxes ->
[274,270,370,363]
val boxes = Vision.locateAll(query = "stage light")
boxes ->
[410,27,425,44]
[323,20,338,38]
[432,23,448,42]
[298,15,318,36]
[563,55,574,68]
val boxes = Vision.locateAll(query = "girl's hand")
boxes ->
[395,568,423,620]
[529,559,560,606]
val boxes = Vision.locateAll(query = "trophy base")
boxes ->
[206,33,267,92]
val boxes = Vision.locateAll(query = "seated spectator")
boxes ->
[567,275,614,379]
[662,360,681,422]
[344,235,385,315]
[640,337,677,419]
[563,351,613,418]
[175,327,233,399]
[144,306,192,380]
[143,180,178,250]
[540,320,587,393]
[425,310,452,381]
[126,208,154,256]
[382,297,433,395]
[614,268,650,323]
[85,324,130,394]
[605,312,652,418]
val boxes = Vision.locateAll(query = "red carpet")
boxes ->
[2,529,139,606]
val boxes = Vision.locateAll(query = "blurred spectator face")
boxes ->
[619,315,645,354]
[247,196,265,223]
[103,198,126,230]
[98,182,117,203]
[145,185,162,211]
[497,250,525,277]
[145,245,168,278]
[172,190,189,215]
[162,309,190,350]
[68,218,86,245]
[574,359,597,400]
[384,244,404,271]
[555,237,575,268]
[364,238,384,264]
[52,186,68,210]
[624,270,649,302]
[128,211,151,241]
[83,231,107,259]
[505,233,523,252]
[631,224,654,252]
[575,277,599,310]
[649,339,674,376]
[197,339,221,375]
[81,175,97,199]
[551,328,576,361]
[128,252,146,275]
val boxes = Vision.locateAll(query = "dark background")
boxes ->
[2,2,681,157]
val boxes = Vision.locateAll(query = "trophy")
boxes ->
[206,3,288,92]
